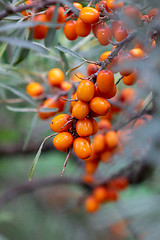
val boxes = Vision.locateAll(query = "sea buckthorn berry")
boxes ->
[48,68,64,86]
[72,100,89,119]
[96,24,112,46]
[105,131,118,149]
[97,70,114,94]
[93,186,108,203]
[26,82,43,97]
[53,132,73,152]
[122,71,137,85]
[85,161,98,174]
[79,7,100,24]
[114,26,128,42]
[105,189,119,201]
[92,134,105,153]
[98,119,112,130]
[109,177,129,191]
[111,20,123,37]
[76,80,95,102]
[118,53,133,76]
[33,14,48,40]
[100,51,111,61]
[70,93,78,109]
[38,98,59,120]
[76,118,93,137]
[90,97,111,116]
[73,137,92,159]
[60,81,72,91]
[119,88,136,103]
[95,1,110,12]
[100,150,112,162]
[87,64,99,76]
[85,196,99,213]
[46,6,67,24]
[92,22,104,38]
[124,6,141,20]
[129,48,145,59]
[76,18,91,37]
[101,84,117,99]
[64,20,78,41]
[91,118,99,135]
[106,0,123,10]
[73,2,83,10]
[50,114,72,133]
[82,174,95,184]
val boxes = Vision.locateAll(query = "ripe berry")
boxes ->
[85,196,99,213]
[106,0,123,10]
[79,7,100,24]
[73,2,83,10]
[95,1,110,12]
[76,18,91,37]
[26,82,43,97]
[64,20,78,41]
[122,71,137,85]
[91,118,99,135]
[93,186,108,203]
[60,81,72,91]
[97,70,114,94]
[73,137,92,159]
[87,64,99,76]
[98,119,112,130]
[90,97,111,116]
[76,80,95,102]
[46,6,67,25]
[114,26,128,42]
[21,0,32,17]
[53,132,73,152]
[109,177,129,191]
[92,22,104,38]
[105,189,119,201]
[105,131,118,149]
[119,87,136,103]
[48,68,64,86]
[124,6,141,20]
[50,114,72,132]
[129,48,145,59]
[92,134,105,153]
[85,161,98,174]
[33,14,48,40]
[76,118,93,137]
[101,84,117,99]
[38,98,59,120]
[72,100,90,119]
[96,24,112,46]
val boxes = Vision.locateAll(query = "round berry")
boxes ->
[48,68,64,86]
[73,137,92,159]
[76,118,93,137]
[76,18,91,37]
[26,82,43,97]
[76,80,95,102]
[105,130,118,149]
[79,7,100,24]
[53,132,73,152]
[85,196,99,213]
[97,70,114,94]
[64,20,78,41]
[50,114,72,132]
[72,100,89,119]
[90,97,111,116]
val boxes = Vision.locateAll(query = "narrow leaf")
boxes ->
[66,61,86,75]
[58,43,70,73]
[6,106,37,112]
[55,45,85,60]
[29,133,57,181]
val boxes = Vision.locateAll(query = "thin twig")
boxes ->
[61,148,72,176]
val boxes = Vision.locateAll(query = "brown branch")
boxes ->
[0,0,79,21]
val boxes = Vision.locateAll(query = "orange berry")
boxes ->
[119,87,136,103]
[102,84,117,99]
[107,0,123,10]
[97,70,114,94]
[114,26,128,42]
[109,177,129,191]
[124,6,141,20]
[73,137,92,159]
[53,132,73,152]
[38,98,59,120]
[72,100,90,119]
[92,134,105,153]
[26,82,43,97]
[76,118,93,137]
[90,97,111,116]
[82,174,94,184]
[129,48,145,59]
[70,93,78,109]
[98,119,112,130]
[33,14,48,40]
[79,7,100,24]
[64,20,78,41]
[87,64,99,76]
[96,24,112,46]
[76,18,91,37]
[122,71,137,85]
[48,68,64,87]
[60,81,72,91]
[100,51,111,61]
[100,150,112,162]
[21,0,32,16]
[91,118,99,135]
[105,131,118,149]
[95,1,110,12]
[105,189,119,201]
[93,186,108,203]
[92,22,104,38]
[111,20,123,37]
[46,6,67,24]
[76,80,95,102]
[118,53,133,76]
[73,2,83,10]
[85,196,99,213]
[50,114,72,132]
[85,161,98,174]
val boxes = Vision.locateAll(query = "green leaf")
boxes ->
[29,133,57,181]
[58,43,70,73]
[66,61,86,75]
[0,36,48,54]
[0,42,7,58]
[55,45,85,60]
[45,2,60,47]
[23,113,38,151]
[0,83,36,106]
[6,106,37,112]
